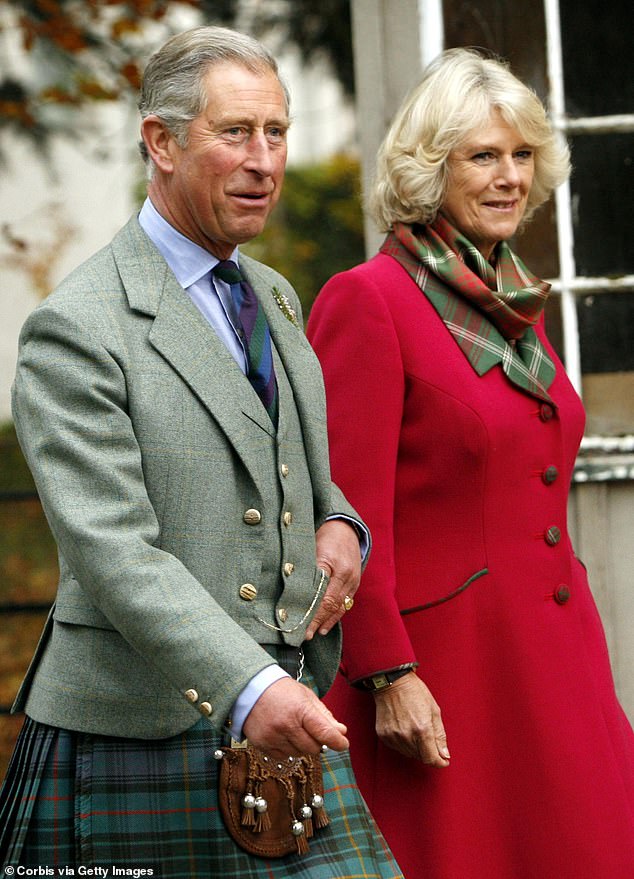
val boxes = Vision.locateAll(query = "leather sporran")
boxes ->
[216,742,329,858]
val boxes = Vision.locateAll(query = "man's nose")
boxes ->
[244,131,276,175]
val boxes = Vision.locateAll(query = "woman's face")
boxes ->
[440,109,535,260]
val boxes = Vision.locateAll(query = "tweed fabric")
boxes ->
[1,671,403,878]
[11,216,358,738]
[381,217,556,403]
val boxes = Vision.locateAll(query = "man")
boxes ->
[0,26,403,878]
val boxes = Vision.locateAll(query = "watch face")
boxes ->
[369,674,390,690]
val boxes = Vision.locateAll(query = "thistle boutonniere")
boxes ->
[272,285,300,328]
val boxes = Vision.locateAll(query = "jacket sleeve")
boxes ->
[307,266,417,681]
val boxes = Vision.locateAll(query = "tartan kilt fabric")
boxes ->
[0,675,404,878]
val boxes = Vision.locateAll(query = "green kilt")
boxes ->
[1,694,403,878]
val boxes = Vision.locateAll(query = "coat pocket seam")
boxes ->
[400,568,489,616]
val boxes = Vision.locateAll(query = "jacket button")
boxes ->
[278,608,289,623]
[283,511,293,526]
[184,688,198,704]
[281,464,289,477]
[554,585,571,605]
[542,465,559,485]
[239,583,258,601]
[539,403,555,422]
[283,562,295,577]
[545,525,561,546]
[243,508,262,525]
[199,701,213,717]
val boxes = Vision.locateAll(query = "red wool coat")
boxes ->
[307,252,634,879]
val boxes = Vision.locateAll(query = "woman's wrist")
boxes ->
[353,663,418,692]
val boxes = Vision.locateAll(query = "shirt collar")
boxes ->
[138,197,239,289]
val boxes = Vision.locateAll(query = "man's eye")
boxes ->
[267,127,287,143]
[224,127,247,142]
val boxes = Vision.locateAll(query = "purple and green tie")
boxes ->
[213,260,278,426]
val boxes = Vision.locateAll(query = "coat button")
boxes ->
[281,464,289,477]
[239,583,258,601]
[184,688,198,704]
[283,511,293,526]
[539,403,555,422]
[554,585,571,605]
[542,465,559,485]
[278,608,289,623]
[199,701,213,717]
[545,525,561,546]
[283,562,295,576]
[243,508,262,525]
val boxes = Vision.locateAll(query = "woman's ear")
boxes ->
[140,115,176,173]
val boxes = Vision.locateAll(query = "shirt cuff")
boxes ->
[228,664,291,741]
[326,514,370,562]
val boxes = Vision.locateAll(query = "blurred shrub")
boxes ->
[244,152,366,319]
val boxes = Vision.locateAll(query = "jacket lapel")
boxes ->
[111,217,275,487]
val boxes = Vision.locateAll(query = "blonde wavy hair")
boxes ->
[369,47,570,232]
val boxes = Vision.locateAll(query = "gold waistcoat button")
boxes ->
[184,688,198,704]
[278,608,289,623]
[243,508,262,525]
[199,701,213,717]
[283,562,295,577]
[281,464,289,477]
[239,583,258,601]
[283,511,293,526]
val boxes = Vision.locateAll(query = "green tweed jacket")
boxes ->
[11,215,365,740]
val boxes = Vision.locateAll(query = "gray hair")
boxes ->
[370,47,570,232]
[138,25,290,166]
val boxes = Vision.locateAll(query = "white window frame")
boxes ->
[544,0,634,478]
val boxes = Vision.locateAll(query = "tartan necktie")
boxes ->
[212,260,278,426]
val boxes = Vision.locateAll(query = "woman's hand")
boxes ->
[373,672,450,767]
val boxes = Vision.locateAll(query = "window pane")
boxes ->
[577,293,634,375]
[560,0,633,117]
[570,134,634,277]
[577,293,634,436]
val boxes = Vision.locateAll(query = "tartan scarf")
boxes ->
[381,216,556,403]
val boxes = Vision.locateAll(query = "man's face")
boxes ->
[160,62,289,258]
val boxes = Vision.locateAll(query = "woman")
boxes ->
[307,48,634,879]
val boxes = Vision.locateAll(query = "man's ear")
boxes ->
[140,115,176,173]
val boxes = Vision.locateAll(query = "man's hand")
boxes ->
[242,677,349,760]
[373,672,450,767]
[305,519,362,640]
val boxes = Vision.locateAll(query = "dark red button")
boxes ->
[542,466,559,485]
[545,525,561,546]
[539,404,555,422]
[554,585,571,605]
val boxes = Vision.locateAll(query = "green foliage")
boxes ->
[0,421,35,493]
[244,152,365,318]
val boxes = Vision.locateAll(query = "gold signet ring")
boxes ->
[343,595,354,612]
